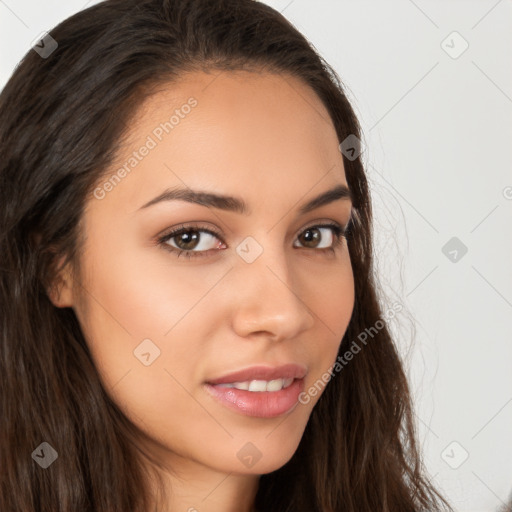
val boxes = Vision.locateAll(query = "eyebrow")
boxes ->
[138,183,352,215]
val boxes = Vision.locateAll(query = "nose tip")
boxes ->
[229,254,315,341]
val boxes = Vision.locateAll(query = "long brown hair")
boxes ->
[0,1,453,510]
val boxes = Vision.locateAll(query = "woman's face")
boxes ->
[54,70,355,475]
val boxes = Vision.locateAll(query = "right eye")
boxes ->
[158,224,226,259]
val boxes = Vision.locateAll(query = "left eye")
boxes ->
[294,225,340,250]
[158,222,347,259]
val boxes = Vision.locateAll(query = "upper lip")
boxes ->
[206,363,307,385]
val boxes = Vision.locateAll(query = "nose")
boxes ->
[229,241,315,342]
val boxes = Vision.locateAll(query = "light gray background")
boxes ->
[1,1,511,511]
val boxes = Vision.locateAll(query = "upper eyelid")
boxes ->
[159,218,348,242]
[158,219,349,253]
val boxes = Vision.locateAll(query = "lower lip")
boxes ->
[203,378,305,418]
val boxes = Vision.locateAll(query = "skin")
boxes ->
[49,70,355,512]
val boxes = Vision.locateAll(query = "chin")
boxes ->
[222,429,305,476]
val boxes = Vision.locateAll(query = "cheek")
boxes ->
[81,238,220,337]
[300,253,354,393]
[70,235,355,472]
[75,239,229,389]
[310,262,354,335]
[74,248,225,439]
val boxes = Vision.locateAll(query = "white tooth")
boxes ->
[283,377,294,388]
[232,381,250,390]
[217,378,292,392]
[266,378,284,391]
[248,380,268,392]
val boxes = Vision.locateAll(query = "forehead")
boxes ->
[137,69,334,129]
[91,70,347,217]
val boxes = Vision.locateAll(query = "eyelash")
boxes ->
[157,220,352,260]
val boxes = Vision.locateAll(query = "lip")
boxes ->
[203,363,307,418]
[205,363,307,385]
[204,378,305,418]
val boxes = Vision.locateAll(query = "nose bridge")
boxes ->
[229,233,315,339]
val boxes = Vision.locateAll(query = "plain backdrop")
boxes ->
[1,1,511,511]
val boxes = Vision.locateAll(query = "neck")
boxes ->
[145,454,260,512]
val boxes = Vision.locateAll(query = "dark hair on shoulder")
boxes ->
[0,1,453,510]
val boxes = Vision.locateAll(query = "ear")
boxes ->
[46,255,75,308]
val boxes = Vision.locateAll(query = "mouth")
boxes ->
[214,377,295,392]
[205,363,307,386]
[203,364,307,418]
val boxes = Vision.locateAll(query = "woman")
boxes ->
[0,0,453,510]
